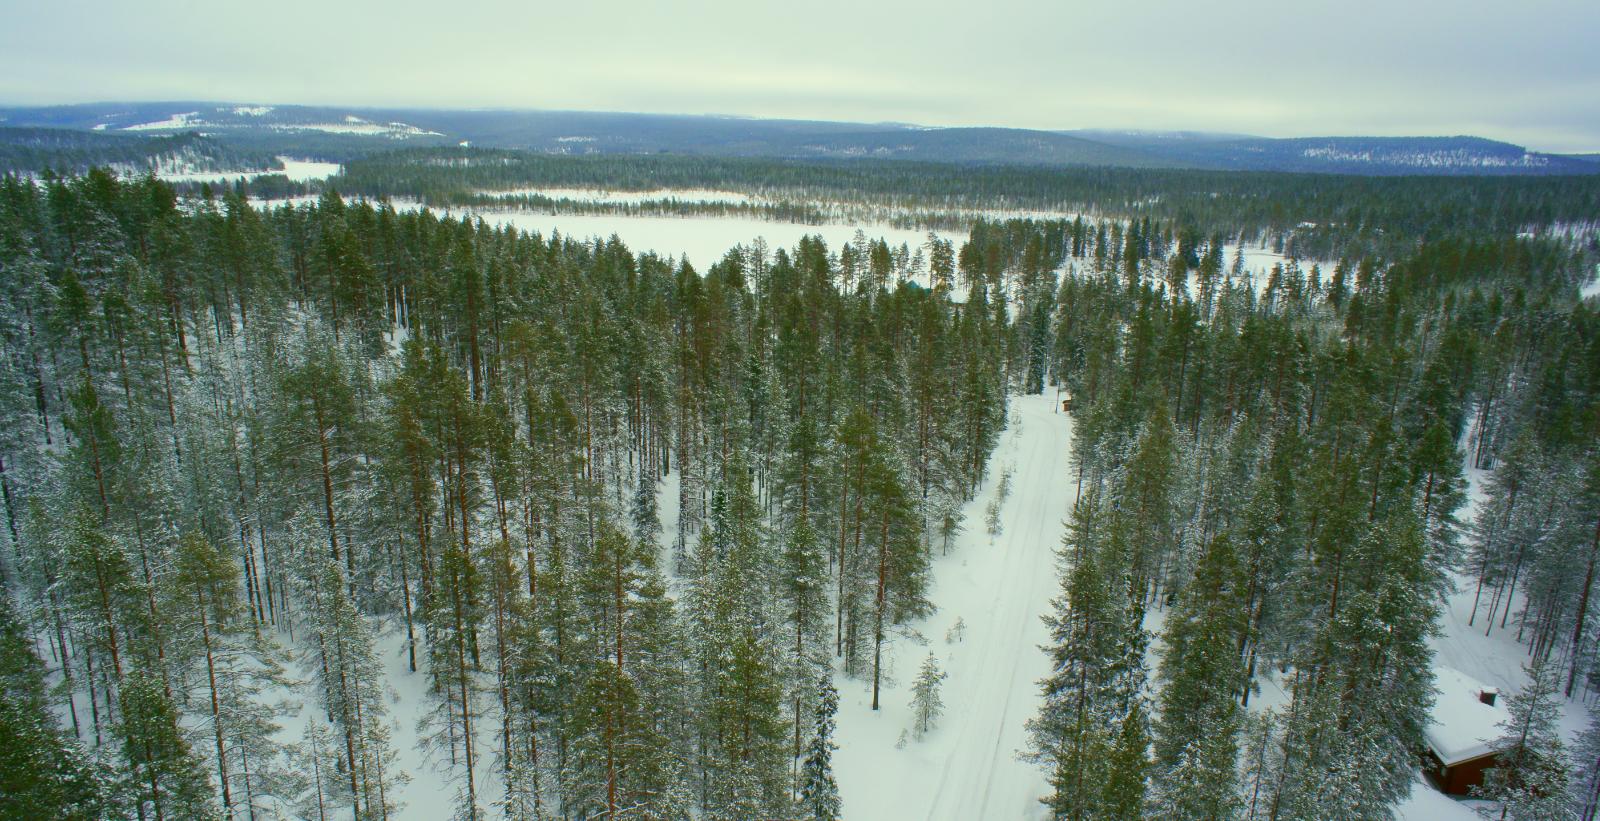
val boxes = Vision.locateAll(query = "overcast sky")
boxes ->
[3,0,1597,152]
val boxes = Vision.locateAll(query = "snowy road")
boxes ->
[834,393,1071,820]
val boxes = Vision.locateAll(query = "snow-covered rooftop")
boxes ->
[1425,665,1509,766]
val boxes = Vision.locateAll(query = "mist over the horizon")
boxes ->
[3,0,1597,153]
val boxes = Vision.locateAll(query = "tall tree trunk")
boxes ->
[871,506,889,711]
[1567,514,1600,696]
[314,399,340,563]
[199,597,233,817]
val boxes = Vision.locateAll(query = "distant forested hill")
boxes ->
[1074,131,1600,175]
[2,102,1594,176]
[0,127,275,176]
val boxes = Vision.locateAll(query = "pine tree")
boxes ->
[566,521,689,819]
[296,717,344,821]
[781,519,830,767]
[685,465,789,819]
[1238,710,1281,820]
[271,328,364,580]
[171,531,299,819]
[299,552,404,820]
[1119,403,1178,603]
[863,442,928,711]
[910,653,947,740]
[1150,533,1246,820]
[631,465,661,548]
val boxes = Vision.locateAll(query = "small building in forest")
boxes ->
[1423,665,1509,796]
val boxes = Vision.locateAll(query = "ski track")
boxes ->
[835,393,1071,820]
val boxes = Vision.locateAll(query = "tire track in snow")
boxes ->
[924,396,1072,820]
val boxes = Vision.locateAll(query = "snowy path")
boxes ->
[834,393,1071,820]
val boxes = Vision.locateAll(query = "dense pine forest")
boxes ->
[1029,212,1600,818]
[1,156,1599,821]
[325,148,1600,260]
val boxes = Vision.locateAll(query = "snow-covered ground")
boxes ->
[267,120,443,138]
[123,111,202,131]
[833,393,1070,820]
[255,188,1315,292]
[119,109,440,139]
[156,157,340,184]
[455,209,969,274]
[1181,243,1333,299]
[472,186,1098,229]
[282,196,969,276]
[322,397,1072,821]
[260,620,503,820]
[820,387,1586,820]
[1391,411,1593,819]
[480,187,760,206]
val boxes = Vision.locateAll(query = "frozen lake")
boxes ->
[423,206,968,272]
[261,193,973,273]
[157,157,341,184]
[256,190,1316,286]
[478,187,760,206]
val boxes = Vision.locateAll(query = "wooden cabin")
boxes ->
[1423,666,1508,796]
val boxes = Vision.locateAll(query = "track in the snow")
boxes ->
[834,393,1074,820]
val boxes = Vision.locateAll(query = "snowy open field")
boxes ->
[272,195,971,274]
[480,187,760,206]
[156,157,341,184]
[256,190,1310,292]
[451,208,969,273]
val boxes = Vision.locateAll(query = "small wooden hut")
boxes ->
[1422,665,1508,796]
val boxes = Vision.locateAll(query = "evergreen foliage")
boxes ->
[0,150,1596,819]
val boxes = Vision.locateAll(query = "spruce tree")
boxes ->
[1101,700,1150,820]
[0,595,119,819]
[1477,658,1572,820]
[910,653,947,740]
[1572,706,1600,821]
[799,673,842,821]
[1028,492,1147,820]
[119,665,215,820]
